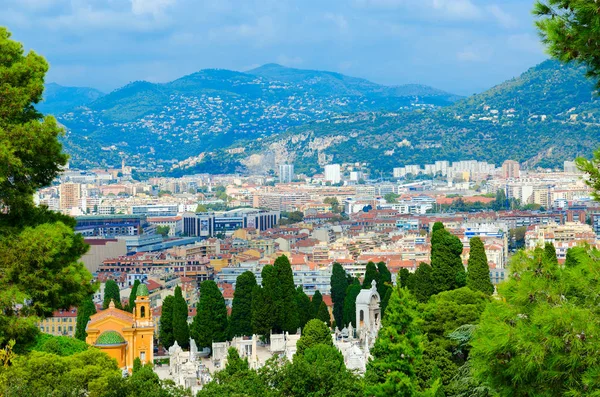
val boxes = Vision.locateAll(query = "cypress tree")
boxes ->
[430,225,465,294]
[229,271,257,338]
[376,262,392,307]
[412,262,435,303]
[74,296,96,341]
[311,290,323,319]
[343,282,362,327]
[466,237,494,296]
[330,263,348,328]
[159,295,175,349]
[317,301,331,328]
[260,264,278,330]
[273,255,299,333]
[191,280,228,351]
[380,287,392,318]
[564,247,581,268]
[399,268,412,289]
[544,242,559,266]
[295,286,312,330]
[251,286,274,337]
[102,280,122,309]
[362,261,379,289]
[173,286,190,349]
[127,280,140,312]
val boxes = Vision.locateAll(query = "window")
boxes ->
[140,351,146,362]
[360,310,364,322]
[140,306,146,318]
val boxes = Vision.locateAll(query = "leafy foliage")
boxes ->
[470,247,600,396]
[296,319,333,355]
[330,263,348,329]
[102,280,122,310]
[127,280,140,312]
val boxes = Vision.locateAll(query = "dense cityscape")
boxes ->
[5,0,600,396]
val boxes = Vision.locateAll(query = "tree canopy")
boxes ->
[466,237,494,296]
[191,280,228,351]
[229,271,257,338]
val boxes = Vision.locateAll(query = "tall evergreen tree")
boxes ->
[317,301,331,328]
[273,255,299,333]
[159,295,175,349]
[102,280,122,310]
[330,263,348,330]
[251,286,274,337]
[376,262,392,294]
[173,286,190,349]
[364,286,439,396]
[311,290,323,320]
[399,268,413,289]
[191,280,228,351]
[343,282,362,327]
[544,242,559,266]
[74,296,96,341]
[295,286,312,330]
[380,287,392,318]
[412,262,435,303]
[466,237,494,296]
[430,225,465,294]
[229,271,257,338]
[259,264,278,330]
[127,280,140,313]
[362,261,380,289]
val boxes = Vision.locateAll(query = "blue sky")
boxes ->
[2,0,547,96]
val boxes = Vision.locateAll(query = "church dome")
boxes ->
[136,283,149,297]
[96,330,126,346]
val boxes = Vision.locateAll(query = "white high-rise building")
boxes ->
[324,164,341,184]
[279,164,294,183]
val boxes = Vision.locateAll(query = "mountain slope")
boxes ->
[37,83,104,116]
[180,60,600,175]
[57,64,459,168]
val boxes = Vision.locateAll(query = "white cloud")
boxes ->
[130,0,175,17]
[457,47,492,63]
[487,5,518,29]
[354,0,483,20]
[276,55,303,67]
[324,13,349,32]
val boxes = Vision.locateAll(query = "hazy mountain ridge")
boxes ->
[38,83,105,116]
[175,60,600,176]
[52,64,459,168]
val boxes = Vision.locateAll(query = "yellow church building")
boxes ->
[86,284,154,370]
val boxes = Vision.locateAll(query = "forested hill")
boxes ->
[53,64,458,169]
[38,83,104,116]
[174,59,600,176]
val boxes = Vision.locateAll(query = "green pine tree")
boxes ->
[466,237,494,296]
[74,296,96,341]
[317,301,331,328]
[173,286,190,349]
[191,280,228,351]
[229,271,257,338]
[362,261,380,289]
[295,286,312,330]
[330,263,348,331]
[102,280,122,310]
[430,225,465,294]
[364,286,439,396]
[159,295,175,349]
[127,280,140,313]
[311,290,323,319]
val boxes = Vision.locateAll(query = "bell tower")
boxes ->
[134,283,152,327]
